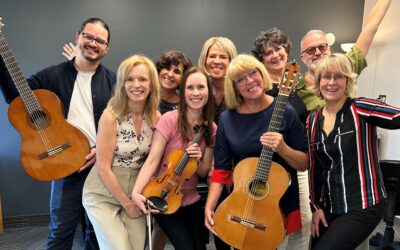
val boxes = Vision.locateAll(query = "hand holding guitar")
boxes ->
[0,18,90,181]
[260,132,287,153]
[78,147,96,173]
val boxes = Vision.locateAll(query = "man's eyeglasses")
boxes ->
[301,43,328,56]
[235,69,259,86]
[80,32,108,46]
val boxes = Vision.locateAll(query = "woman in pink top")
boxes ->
[132,66,217,250]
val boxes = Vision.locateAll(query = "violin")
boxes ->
[143,124,208,214]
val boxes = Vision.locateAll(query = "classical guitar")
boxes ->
[213,60,301,250]
[143,124,207,214]
[0,18,90,181]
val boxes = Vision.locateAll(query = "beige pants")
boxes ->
[286,170,312,250]
[83,165,146,250]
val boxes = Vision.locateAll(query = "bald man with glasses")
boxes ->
[296,0,392,113]
[287,1,392,250]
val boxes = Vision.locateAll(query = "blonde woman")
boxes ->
[198,36,237,123]
[82,54,160,250]
[205,54,308,248]
[307,53,400,249]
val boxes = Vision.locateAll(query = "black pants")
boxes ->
[155,200,206,250]
[312,201,386,250]
[46,168,98,250]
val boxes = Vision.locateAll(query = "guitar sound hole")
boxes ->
[29,110,49,129]
[249,180,267,197]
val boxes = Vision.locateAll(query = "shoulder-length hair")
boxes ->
[198,37,238,74]
[252,27,292,62]
[224,54,272,109]
[178,66,215,146]
[155,50,192,73]
[107,54,160,127]
[313,53,357,98]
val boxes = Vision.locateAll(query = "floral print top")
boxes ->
[112,113,154,169]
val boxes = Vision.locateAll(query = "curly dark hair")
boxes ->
[155,50,192,74]
[251,27,292,62]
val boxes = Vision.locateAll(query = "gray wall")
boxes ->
[0,0,364,217]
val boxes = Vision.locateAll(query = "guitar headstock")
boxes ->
[279,59,301,96]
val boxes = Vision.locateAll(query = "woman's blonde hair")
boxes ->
[198,37,238,75]
[313,53,357,98]
[224,54,272,109]
[107,54,160,126]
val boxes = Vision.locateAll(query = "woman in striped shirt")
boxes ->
[306,53,400,249]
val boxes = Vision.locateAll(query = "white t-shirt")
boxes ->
[67,70,96,147]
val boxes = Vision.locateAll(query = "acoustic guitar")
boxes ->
[0,18,90,181]
[143,124,207,214]
[213,61,301,250]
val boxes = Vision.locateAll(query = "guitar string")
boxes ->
[241,73,295,224]
[12,64,54,151]
[0,36,54,152]
[242,90,278,219]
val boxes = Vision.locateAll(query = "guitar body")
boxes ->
[214,157,290,250]
[8,89,90,181]
[143,149,198,214]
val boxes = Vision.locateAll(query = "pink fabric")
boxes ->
[155,110,217,206]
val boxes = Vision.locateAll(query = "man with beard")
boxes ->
[0,17,116,250]
[296,0,391,112]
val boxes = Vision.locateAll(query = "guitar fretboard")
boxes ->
[254,93,290,182]
[0,32,41,115]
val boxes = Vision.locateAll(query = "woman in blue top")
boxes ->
[204,54,308,248]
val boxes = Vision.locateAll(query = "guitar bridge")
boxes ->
[229,215,266,231]
[38,143,71,159]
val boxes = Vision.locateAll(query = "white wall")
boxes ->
[357,0,400,160]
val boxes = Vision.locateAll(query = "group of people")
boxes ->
[0,0,397,249]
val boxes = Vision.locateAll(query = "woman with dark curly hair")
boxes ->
[252,27,307,123]
[155,50,192,114]
[252,27,311,250]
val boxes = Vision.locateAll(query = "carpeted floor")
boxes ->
[0,215,84,250]
[1,214,398,250]
[0,215,218,250]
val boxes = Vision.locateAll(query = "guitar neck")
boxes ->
[255,93,289,181]
[0,32,41,114]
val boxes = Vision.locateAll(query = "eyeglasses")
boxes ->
[301,43,328,56]
[80,32,108,46]
[321,72,346,82]
[235,69,259,86]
